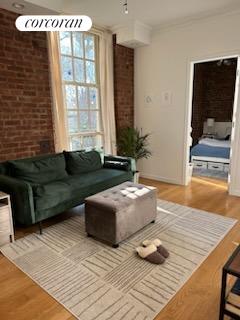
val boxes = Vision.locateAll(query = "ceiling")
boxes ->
[1,0,240,29]
[63,0,240,29]
[0,0,58,15]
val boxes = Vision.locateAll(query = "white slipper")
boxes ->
[136,244,165,264]
[142,239,169,258]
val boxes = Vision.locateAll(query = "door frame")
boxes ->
[183,53,240,194]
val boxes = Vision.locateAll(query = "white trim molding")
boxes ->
[183,53,240,194]
[153,6,240,34]
[140,173,182,185]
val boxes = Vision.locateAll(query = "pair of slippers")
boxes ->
[136,239,169,264]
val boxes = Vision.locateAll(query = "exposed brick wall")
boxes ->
[204,60,237,120]
[191,64,205,145]
[113,35,134,136]
[0,8,55,162]
[191,59,237,145]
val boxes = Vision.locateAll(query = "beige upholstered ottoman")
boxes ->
[85,182,157,247]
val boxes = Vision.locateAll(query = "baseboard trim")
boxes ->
[229,188,240,197]
[140,173,183,185]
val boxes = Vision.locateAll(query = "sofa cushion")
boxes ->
[34,168,133,213]
[9,154,68,185]
[64,150,102,174]
[63,168,133,198]
[33,181,72,212]
[0,162,8,175]
[103,160,130,171]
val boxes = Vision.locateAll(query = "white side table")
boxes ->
[0,192,14,246]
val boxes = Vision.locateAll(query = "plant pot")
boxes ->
[134,171,140,184]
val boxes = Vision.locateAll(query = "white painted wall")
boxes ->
[135,12,240,193]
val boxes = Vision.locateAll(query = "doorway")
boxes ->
[184,55,240,192]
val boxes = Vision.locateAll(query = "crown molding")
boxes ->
[152,5,240,35]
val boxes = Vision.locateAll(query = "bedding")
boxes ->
[199,138,231,148]
[191,143,230,159]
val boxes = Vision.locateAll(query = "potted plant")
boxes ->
[117,127,152,183]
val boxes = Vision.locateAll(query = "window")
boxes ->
[59,31,103,151]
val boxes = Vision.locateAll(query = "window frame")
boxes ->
[59,31,103,150]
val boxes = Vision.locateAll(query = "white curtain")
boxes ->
[98,30,117,155]
[47,32,69,152]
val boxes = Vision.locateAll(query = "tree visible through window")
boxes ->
[59,31,103,151]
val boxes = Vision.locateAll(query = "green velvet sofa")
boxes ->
[0,150,133,229]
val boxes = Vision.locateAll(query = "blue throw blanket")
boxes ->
[191,144,230,159]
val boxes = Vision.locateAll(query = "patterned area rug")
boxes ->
[1,200,237,320]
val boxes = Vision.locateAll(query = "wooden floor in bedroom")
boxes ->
[0,176,240,320]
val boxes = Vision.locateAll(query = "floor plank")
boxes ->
[0,176,239,320]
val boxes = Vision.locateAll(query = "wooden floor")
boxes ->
[1,176,240,320]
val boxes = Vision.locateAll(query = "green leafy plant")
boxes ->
[117,127,151,162]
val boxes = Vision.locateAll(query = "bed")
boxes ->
[191,138,231,172]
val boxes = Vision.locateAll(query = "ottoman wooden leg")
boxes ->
[112,244,119,249]
[151,220,155,223]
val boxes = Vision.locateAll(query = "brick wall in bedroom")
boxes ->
[204,60,237,120]
[191,58,237,145]
[113,35,134,135]
[0,8,55,162]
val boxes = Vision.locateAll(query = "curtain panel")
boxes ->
[47,32,69,152]
[98,31,117,155]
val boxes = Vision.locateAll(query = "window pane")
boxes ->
[73,32,83,58]
[84,34,95,60]
[67,111,78,133]
[79,111,89,131]
[82,135,103,149]
[60,32,101,152]
[77,86,88,109]
[61,56,73,81]
[70,136,81,151]
[89,87,98,109]
[86,61,96,84]
[83,136,95,149]
[60,32,72,55]
[65,85,77,109]
[74,58,85,83]
[95,135,103,149]
[89,111,99,131]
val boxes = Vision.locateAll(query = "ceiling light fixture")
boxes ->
[12,2,25,10]
[123,0,128,14]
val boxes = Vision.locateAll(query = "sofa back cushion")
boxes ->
[64,150,102,174]
[0,162,8,175]
[9,153,68,184]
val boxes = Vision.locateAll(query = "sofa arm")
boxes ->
[0,175,35,226]
[104,155,136,172]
